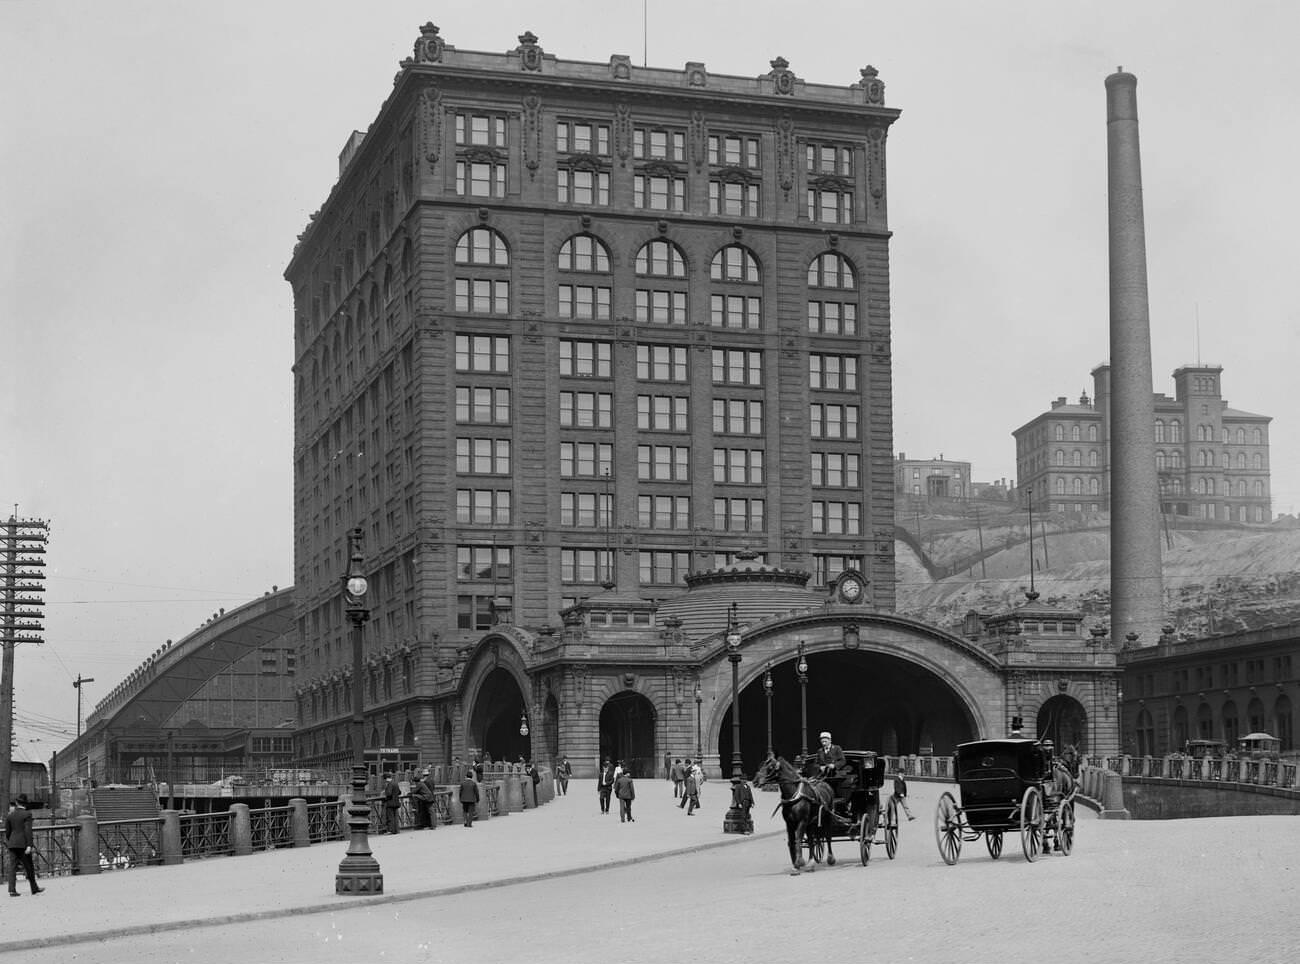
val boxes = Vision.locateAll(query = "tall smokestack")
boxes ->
[1105,68,1165,645]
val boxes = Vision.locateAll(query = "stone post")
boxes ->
[289,798,310,848]
[447,790,464,825]
[230,802,252,856]
[502,777,523,813]
[75,814,100,876]
[160,809,183,866]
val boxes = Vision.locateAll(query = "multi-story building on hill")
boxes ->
[1013,364,1271,522]
[894,453,970,501]
[283,23,1121,777]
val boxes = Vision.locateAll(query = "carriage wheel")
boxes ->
[859,814,873,865]
[808,836,824,864]
[1056,800,1075,856]
[1019,786,1044,863]
[884,797,899,860]
[985,830,1004,860]
[935,791,962,866]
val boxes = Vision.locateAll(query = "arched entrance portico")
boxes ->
[599,691,656,778]
[1037,694,1089,753]
[467,666,530,763]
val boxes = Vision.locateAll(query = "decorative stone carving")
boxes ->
[774,115,795,198]
[614,105,632,165]
[858,65,885,105]
[683,61,707,87]
[609,54,631,80]
[866,126,886,204]
[412,23,445,65]
[767,56,797,96]
[420,84,443,171]
[689,109,706,172]
[515,31,544,72]
[522,95,542,178]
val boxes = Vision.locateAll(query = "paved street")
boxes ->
[9,782,1300,964]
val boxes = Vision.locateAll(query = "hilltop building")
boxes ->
[894,453,970,500]
[1013,364,1271,522]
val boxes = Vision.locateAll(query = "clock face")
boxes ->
[841,577,862,601]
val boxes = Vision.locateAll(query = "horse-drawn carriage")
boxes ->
[753,749,899,872]
[934,738,1076,865]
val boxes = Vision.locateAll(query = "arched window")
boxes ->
[1136,708,1156,756]
[401,239,413,276]
[1253,453,1263,469]
[1155,450,1166,470]
[806,252,856,335]
[1254,480,1264,496]
[1236,453,1246,469]
[1089,450,1099,467]
[1054,425,1064,441]
[1154,420,1165,443]
[1072,450,1082,466]
[711,244,762,330]
[1236,428,1246,444]
[1169,449,1182,469]
[1055,478,1065,494]
[1089,478,1100,495]
[1071,425,1080,441]
[1207,478,1215,495]
[1253,427,1263,444]
[1170,420,1182,443]
[1055,449,1065,466]
[454,227,510,314]
[558,234,612,319]
[1088,425,1098,442]
[1073,477,1083,494]
[1236,480,1246,497]
[635,239,688,325]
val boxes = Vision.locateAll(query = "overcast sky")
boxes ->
[3,0,1297,765]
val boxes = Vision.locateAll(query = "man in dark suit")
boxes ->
[380,773,401,834]
[5,795,43,897]
[411,767,437,829]
[459,769,480,827]
[614,768,636,822]
[814,731,848,777]
[597,758,616,814]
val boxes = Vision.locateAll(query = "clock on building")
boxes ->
[839,574,864,603]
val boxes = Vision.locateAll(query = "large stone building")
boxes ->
[894,453,970,501]
[284,23,1120,778]
[1014,364,1271,521]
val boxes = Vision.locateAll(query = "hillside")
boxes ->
[893,501,1300,638]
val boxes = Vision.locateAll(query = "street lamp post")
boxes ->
[694,680,702,761]
[519,708,530,761]
[336,527,382,895]
[763,662,774,758]
[722,602,753,834]
[796,640,809,762]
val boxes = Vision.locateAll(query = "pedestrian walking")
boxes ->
[669,758,685,798]
[597,758,616,814]
[556,756,572,795]
[679,762,700,815]
[892,771,915,821]
[5,796,43,897]
[381,772,402,834]
[614,769,636,822]
[411,767,437,829]
[459,768,480,827]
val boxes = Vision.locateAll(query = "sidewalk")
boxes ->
[1,781,780,952]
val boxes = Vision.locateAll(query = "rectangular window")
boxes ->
[557,168,610,205]
[637,395,689,432]
[713,448,765,484]
[637,445,690,481]
[708,180,760,217]
[453,278,509,314]
[710,294,761,329]
[457,594,500,631]
[708,134,760,169]
[636,344,688,382]
[560,391,613,428]
[633,174,686,211]
[807,300,857,336]
[559,340,612,377]
[556,121,611,156]
[456,114,507,147]
[455,489,512,525]
[713,497,765,532]
[806,143,853,176]
[633,128,686,161]
[812,554,858,588]
[457,545,512,581]
[637,495,691,529]
[810,354,859,391]
[455,386,511,425]
[810,403,860,440]
[561,548,614,583]
[455,335,509,372]
[812,501,862,534]
[456,160,507,198]
[711,349,763,386]
[811,452,860,488]
[558,284,612,320]
[560,492,612,527]
[560,442,613,478]
[712,398,763,435]
[455,437,511,474]
[635,289,688,325]
[639,550,692,585]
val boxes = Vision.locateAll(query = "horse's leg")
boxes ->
[788,821,803,874]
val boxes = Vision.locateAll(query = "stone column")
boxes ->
[230,803,252,856]
[75,814,100,875]
[289,798,310,848]
[160,809,183,866]
[1105,68,1165,645]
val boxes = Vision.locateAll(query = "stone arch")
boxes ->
[1036,694,1088,754]
[402,719,415,748]
[461,634,533,763]
[598,689,657,778]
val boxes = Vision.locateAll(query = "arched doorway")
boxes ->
[468,667,530,763]
[1036,694,1089,754]
[719,649,978,774]
[1172,704,1189,750]
[599,691,656,778]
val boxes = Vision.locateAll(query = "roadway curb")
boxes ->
[0,827,785,953]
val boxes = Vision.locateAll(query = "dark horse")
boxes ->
[752,755,840,874]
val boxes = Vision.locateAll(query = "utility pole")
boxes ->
[73,674,95,780]
[1,514,50,815]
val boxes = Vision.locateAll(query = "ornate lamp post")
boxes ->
[336,528,382,895]
[723,602,753,834]
[694,680,702,760]
[796,640,809,762]
[763,662,774,758]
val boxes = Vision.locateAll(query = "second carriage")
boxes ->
[933,738,1076,865]
[805,749,901,866]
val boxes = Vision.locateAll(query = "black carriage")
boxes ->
[933,738,1076,865]
[804,750,900,866]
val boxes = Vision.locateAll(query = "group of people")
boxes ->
[377,755,550,833]
[669,758,706,815]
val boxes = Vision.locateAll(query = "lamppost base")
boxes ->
[336,768,383,895]
[722,805,754,835]
[335,859,384,895]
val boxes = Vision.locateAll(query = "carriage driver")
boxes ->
[814,732,850,780]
